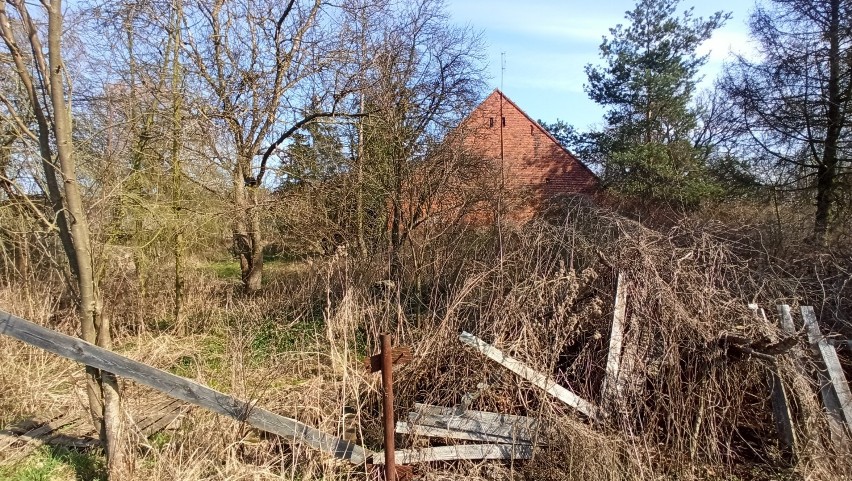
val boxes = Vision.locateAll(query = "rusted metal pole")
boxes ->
[381,333,396,481]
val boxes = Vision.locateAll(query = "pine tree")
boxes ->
[585,0,729,205]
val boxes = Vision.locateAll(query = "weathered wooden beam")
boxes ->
[404,404,539,444]
[413,403,537,431]
[459,332,597,419]
[0,413,82,465]
[372,444,534,464]
[776,304,841,446]
[767,370,798,455]
[0,412,79,452]
[0,310,369,464]
[777,305,796,334]
[396,421,536,445]
[801,306,852,435]
[613,325,648,421]
[747,304,797,456]
[601,272,627,406]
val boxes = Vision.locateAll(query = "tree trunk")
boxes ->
[46,1,125,475]
[2,4,125,473]
[814,0,842,246]
[13,231,30,284]
[169,0,186,332]
[246,186,264,292]
[0,2,76,283]
[233,156,264,293]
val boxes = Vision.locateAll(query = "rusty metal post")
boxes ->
[381,333,396,481]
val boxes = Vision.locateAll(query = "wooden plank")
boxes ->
[776,304,841,445]
[767,371,797,454]
[801,306,852,434]
[409,404,539,443]
[139,408,183,437]
[396,421,536,445]
[413,404,537,431]
[133,399,183,435]
[46,434,99,449]
[0,413,82,465]
[364,346,412,373]
[404,411,537,444]
[612,324,650,422]
[0,310,370,464]
[0,413,79,451]
[459,332,597,419]
[372,444,534,464]
[777,305,796,334]
[601,273,627,411]
[749,304,797,455]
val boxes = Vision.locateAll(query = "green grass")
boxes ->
[147,432,172,451]
[249,316,324,363]
[202,254,308,283]
[204,260,241,280]
[168,335,226,388]
[0,446,105,481]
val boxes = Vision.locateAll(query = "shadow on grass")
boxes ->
[0,445,106,481]
[46,445,106,481]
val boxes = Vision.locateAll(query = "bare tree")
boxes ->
[182,0,352,292]
[356,0,485,274]
[723,0,852,244]
[0,0,125,475]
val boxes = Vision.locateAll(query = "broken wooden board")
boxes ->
[777,304,839,447]
[372,444,534,464]
[459,331,597,419]
[601,272,628,407]
[0,413,83,465]
[401,404,539,445]
[0,310,370,464]
[364,346,413,373]
[396,421,536,445]
[0,413,80,451]
[748,304,797,456]
[0,397,189,464]
[413,404,535,428]
[766,369,798,455]
[801,306,852,435]
[612,319,651,422]
[136,400,186,437]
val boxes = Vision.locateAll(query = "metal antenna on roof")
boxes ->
[500,51,506,91]
[498,51,506,265]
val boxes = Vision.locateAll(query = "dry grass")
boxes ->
[1,200,851,480]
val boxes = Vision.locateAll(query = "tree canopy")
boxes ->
[582,0,730,205]
[722,0,852,243]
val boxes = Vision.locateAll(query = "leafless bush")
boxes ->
[2,200,850,480]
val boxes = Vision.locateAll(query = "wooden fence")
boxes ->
[0,310,369,464]
[3,294,851,468]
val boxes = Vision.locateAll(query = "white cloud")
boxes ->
[446,0,760,126]
[698,29,759,63]
[449,0,614,44]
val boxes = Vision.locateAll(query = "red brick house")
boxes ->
[455,89,600,222]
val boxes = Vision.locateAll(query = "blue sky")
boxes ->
[446,0,761,129]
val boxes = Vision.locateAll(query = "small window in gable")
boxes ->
[489,117,494,128]
[502,117,506,127]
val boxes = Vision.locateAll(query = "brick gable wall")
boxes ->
[401,90,600,233]
[461,90,600,222]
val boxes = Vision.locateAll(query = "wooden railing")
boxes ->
[0,310,369,464]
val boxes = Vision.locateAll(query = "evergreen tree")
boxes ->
[585,0,729,205]
[723,0,852,244]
